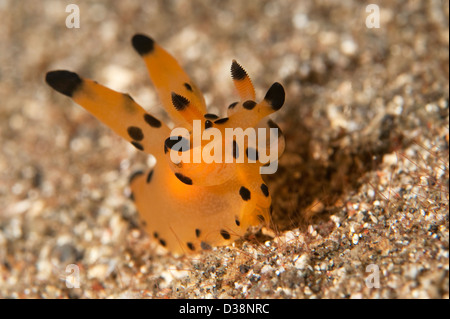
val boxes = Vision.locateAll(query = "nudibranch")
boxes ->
[45,34,285,254]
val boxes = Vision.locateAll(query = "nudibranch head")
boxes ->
[46,34,285,254]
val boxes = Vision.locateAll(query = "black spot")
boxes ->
[267,119,283,139]
[165,136,190,152]
[159,239,166,247]
[129,170,144,184]
[204,113,219,120]
[146,170,154,183]
[184,83,193,91]
[127,126,144,141]
[231,60,248,80]
[131,34,155,56]
[220,229,231,240]
[45,70,82,97]
[243,100,257,110]
[129,192,135,201]
[171,92,190,111]
[246,147,259,161]
[228,102,238,109]
[131,141,144,151]
[232,140,239,159]
[164,144,168,154]
[214,117,229,124]
[144,113,162,128]
[257,215,266,223]
[205,120,213,130]
[235,219,240,226]
[195,229,201,238]
[153,232,159,239]
[187,242,195,251]
[260,183,269,197]
[239,186,251,201]
[264,82,285,110]
[201,241,212,250]
[175,173,193,185]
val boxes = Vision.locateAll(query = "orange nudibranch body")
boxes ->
[46,34,285,254]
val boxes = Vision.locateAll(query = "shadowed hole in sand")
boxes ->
[263,86,406,237]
